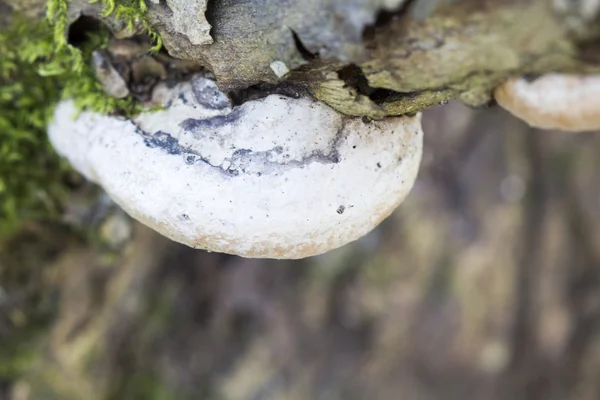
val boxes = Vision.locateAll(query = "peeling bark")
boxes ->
[6,0,600,117]
[142,0,600,117]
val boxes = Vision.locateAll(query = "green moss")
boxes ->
[89,0,162,51]
[46,0,161,112]
[0,0,163,380]
[0,1,161,237]
[0,18,68,236]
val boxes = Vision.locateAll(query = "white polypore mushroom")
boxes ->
[494,73,600,132]
[48,75,423,259]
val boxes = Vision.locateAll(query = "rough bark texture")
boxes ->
[5,0,599,118]
[139,0,600,117]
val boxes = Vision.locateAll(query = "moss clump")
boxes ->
[0,18,68,236]
[0,1,160,237]
[88,0,162,51]
[45,0,160,112]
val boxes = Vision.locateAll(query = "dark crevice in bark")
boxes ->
[290,29,318,61]
[336,64,397,104]
[228,82,311,107]
[203,0,217,38]
[67,15,104,48]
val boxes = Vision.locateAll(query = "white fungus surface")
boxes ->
[48,76,423,259]
[495,73,600,132]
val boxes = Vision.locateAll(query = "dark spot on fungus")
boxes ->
[144,131,182,155]
[184,154,199,164]
[180,108,244,131]
[336,205,345,214]
[178,92,188,105]
[132,107,344,178]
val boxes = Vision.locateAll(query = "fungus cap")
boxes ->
[494,73,600,132]
[48,76,423,259]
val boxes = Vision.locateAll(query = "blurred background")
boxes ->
[2,101,600,400]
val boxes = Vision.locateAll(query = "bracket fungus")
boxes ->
[48,75,423,259]
[494,73,600,132]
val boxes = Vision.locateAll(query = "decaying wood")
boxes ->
[144,0,600,118]
[4,0,600,117]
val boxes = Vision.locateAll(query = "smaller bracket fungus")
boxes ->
[48,75,423,259]
[494,73,600,132]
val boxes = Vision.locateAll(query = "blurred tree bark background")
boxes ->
[3,103,600,400]
[1,1,600,399]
